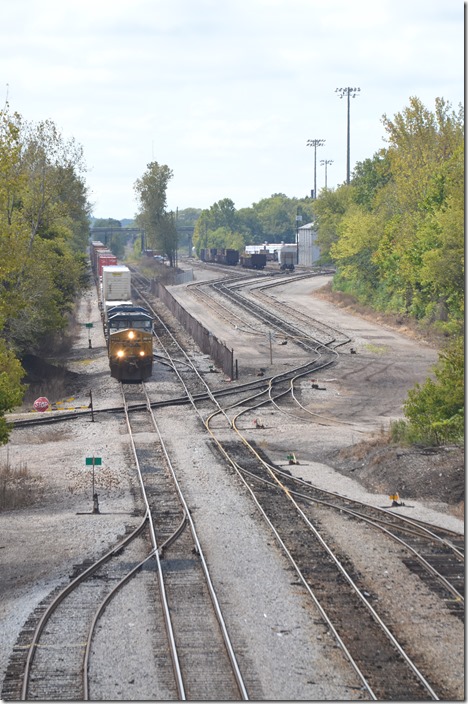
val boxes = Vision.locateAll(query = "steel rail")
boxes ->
[233,461,463,601]
[83,548,158,700]
[268,462,465,562]
[140,385,249,701]
[20,517,148,701]
[228,407,440,701]
[200,412,378,699]
[140,293,378,698]
[120,383,186,701]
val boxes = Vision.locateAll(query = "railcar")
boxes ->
[224,249,239,265]
[107,306,153,381]
[240,253,266,269]
[200,248,239,265]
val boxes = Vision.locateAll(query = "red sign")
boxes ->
[33,397,49,412]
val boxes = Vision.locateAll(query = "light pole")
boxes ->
[320,159,333,189]
[306,138,325,199]
[335,87,360,184]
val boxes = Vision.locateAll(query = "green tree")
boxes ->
[0,339,25,444]
[134,161,178,265]
[192,199,242,254]
[330,205,381,298]
[352,152,392,211]
[0,109,90,356]
[93,218,122,228]
[313,185,353,262]
[250,193,296,242]
[401,336,464,445]
[175,208,201,228]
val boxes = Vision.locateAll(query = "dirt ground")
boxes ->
[311,282,464,513]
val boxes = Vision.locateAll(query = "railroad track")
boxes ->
[120,381,248,701]
[8,519,151,701]
[134,275,462,700]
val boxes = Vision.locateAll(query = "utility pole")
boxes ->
[320,159,334,189]
[335,87,360,184]
[295,208,302,264]
[306,138,325,199]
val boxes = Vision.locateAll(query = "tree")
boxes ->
[401,336,464,445]
[158,212,178,267]
[250,193,296,242]
[0,108,90,356]
[192,199,243,254]
[134,161,178,265]
[352,151,392,211]
[315,97,464,325]
[0,339,25,444]
[313,185,353,261]
[93,218,122,228]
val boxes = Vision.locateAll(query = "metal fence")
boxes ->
[153,281,235,378]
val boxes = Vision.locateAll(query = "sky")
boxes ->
[1,0,464,219]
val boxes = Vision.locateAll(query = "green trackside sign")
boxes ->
[85,457,102,465]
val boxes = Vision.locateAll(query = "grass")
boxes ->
[0,453,43,510]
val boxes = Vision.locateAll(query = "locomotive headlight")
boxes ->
[128,331,135,339]
[139,351,145,356]
[117,350,125,358]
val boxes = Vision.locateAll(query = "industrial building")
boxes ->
[297,222,320,267]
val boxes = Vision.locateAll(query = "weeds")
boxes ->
[0,454,43,510]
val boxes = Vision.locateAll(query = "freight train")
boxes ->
[90,241,154,381]
[199,247,266,269]
[199,248,239,265]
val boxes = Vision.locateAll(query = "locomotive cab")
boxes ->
[107,307,153,381]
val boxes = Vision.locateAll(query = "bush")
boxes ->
[400,335,464,446]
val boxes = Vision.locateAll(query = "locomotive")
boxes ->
[106,306,153,381]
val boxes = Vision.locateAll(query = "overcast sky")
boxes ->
[2,0,464,219]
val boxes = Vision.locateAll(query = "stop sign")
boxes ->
[33,397,49,412]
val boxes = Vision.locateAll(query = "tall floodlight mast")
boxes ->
[306,139,325,199]
[320,159,334,189]
[335,87,360,184]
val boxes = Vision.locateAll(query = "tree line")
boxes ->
[314,97,464,445]
[0,106,91,442]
